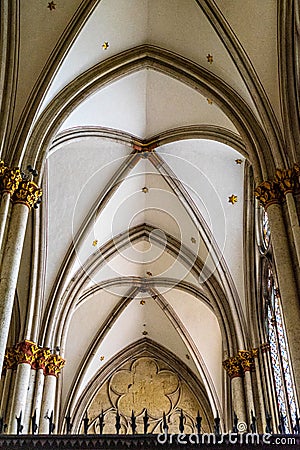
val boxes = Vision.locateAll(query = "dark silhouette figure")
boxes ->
[31,409,38,435]
[143,409,149,434]
[98,409,105,435]
[196,411,202,434]
[16,411,23,435]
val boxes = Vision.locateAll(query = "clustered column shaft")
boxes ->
[1,341,65,433]
[255,164,300,404]
[223,349,258,426]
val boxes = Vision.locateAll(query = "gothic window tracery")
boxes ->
[259,208,297,432]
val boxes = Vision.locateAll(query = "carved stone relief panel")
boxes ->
[85,356,211,434]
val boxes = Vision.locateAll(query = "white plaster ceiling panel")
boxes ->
[74,156,216,288]
[156,140,245,305]
[76,295,199,405]
[41,0,258,123]
[62,289,123,403]
[145,70,237,138]
[14,0,82,134]
[214,0,282,127]
[45,137,131,302]
[43,0,149,107]
[59,69,238,138]
[75,158,149,270]
[147,0,259,118]
[75,154,225,295]
[163,288,223,403]
[59,71,148,137]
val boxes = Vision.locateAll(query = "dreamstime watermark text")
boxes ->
[157,430,296,446]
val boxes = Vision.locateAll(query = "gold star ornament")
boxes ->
[102,41,109,50]
[228,194,238,205]
[207,54,213,64]
[92,240,98,247]
[47,1,56,10]
[235,159,243,164]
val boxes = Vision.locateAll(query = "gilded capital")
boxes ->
[223,349,258,378]
[254,180,281,209]
[1,167,22,195]
[238,349,257,373]
[32,347,52,371]
[0,160,7,177]
[274,167,296,195]
[222,356,243,378]
[12,180,42,208]
[255,164,300,207]
[14,340,39,366]
[3,346,18,371]
[44,354,66,377]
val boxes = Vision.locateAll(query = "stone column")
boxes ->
[0,374,4,407]
[0,180,42,376]
[259,343,278,432]
[8,340,38,433]
[30,347,52,432]
[0,164,22,255]
[255,179,300,403]
[23,368,37,434]
[39,354,65,434]
[238,350,257,423]
[223,355,246,425]
[0,347,17,424]
[251,346,267,433]
[274,166,300,265]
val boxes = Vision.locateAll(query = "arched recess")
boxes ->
[41,128,245,324]
[41,144,247,352]
[18,45,280,180]
[67,339,215,434]
[59,278,223,421]
[44,224,245,356]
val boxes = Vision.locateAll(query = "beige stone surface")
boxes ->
[87,356,211,434]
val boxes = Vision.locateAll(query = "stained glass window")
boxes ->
[262,209,270,249]
[264,264,297,432]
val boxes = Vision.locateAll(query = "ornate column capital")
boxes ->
[222,355,243,378]
[14,340,39,366]
[254,180,281,209]
[12,180,42,208]
[3,346,18,371]
[223,349,258,378]
[32,347,52,371]
[255,164,300,208]
[274,167,298,195]
[0,167,22,196]
[238,349,257,373]
[44,354,66,377]
[0,160,7,176]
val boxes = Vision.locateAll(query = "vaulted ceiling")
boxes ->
[2,0,298,428]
